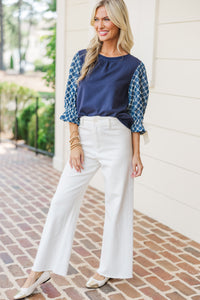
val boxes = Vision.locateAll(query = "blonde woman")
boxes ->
[14,0,149,298]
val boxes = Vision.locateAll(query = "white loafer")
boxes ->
[14,271,51,299]
[86,275,110,288]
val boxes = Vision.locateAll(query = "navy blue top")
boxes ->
[60,48,149,134]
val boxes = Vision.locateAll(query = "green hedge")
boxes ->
[0,81,55,155]
[28,103,55,153]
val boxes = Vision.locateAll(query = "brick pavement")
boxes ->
[0,142,200,300]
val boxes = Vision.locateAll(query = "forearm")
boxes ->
[69,122,79,138]
[132,132,140,157]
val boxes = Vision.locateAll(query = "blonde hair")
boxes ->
[77,0,134,84]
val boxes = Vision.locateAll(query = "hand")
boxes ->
[69,146,84,172]
[131,154,143,178]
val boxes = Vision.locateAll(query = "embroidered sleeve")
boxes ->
[127,61,149,134]
[60,51,81,125]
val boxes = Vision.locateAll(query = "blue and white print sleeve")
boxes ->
[128,61,149,135]
[60,51,81,125]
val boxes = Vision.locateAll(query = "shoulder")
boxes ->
[128,53,141,66]
[125,54,145,78]
[128,54,147,78]
[73,48,87,65]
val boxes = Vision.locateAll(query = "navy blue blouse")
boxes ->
[60,48,149,134]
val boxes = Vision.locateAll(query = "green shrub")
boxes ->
[10,55,14,69]
[28,103,55,153]
[14,100,44,142]
[34,59,49,72]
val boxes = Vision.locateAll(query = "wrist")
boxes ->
[70,130,79,138]
[133,151,140,158]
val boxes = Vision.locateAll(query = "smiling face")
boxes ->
[94,6,120,43]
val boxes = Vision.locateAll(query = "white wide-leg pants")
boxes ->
[31,116,134,278]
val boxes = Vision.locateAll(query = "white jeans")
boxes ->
[32,116,134,278]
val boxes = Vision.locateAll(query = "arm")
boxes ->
[128,61,149,177]
[60,51,84,172]
[69,122,84,173]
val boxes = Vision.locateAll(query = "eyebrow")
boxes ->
[94,16,109,18]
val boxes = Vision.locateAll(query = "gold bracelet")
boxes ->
[70,145,82,151]
[69,136,80,144]
[70,142,82,150]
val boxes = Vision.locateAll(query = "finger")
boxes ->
[80,152,84,169]
[76,157,82,172]
[136,164,143,176]
[72,158,78,171]
[69,158,73,168]
[131,163,137,177]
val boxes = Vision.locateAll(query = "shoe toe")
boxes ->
[86,276,110,288]
[14,288,29,299]
[86,278,99,288]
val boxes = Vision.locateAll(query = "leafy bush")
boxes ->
[34,59,49,72]
[28,103,55,153]
[16,100,45,142]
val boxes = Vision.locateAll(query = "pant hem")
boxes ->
[96,270,133,279]
[31,267,67,278]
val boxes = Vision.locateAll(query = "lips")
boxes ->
[98,31,109,36]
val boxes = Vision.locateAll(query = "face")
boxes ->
[94,6,120,42]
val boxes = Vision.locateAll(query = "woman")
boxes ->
[14,0,149,298]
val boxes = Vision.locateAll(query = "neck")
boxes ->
[100,41,122,55]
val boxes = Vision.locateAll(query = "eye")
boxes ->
[104,18,110,21]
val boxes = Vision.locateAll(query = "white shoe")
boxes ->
[14,271,51,299]
[86,275,110,288]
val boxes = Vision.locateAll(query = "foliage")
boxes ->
[28,103,55,153]
[0,81,38,102]
[41,25,56,89]
[40,0,56,90]
[10,55,14,69]
[3,0,42,72]
[38,91,55,100]
[16,99,44,142]
[34,59,49,72]
[0,81,55,154]
[0,82,39,132]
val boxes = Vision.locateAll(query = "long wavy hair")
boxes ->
[77,0,134,84]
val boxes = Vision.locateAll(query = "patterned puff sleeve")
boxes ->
[60,51,81,125]
[127,61,149,139]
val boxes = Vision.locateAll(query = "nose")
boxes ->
[98,19,105,29]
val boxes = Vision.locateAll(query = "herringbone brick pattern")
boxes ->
[0,142,200,300]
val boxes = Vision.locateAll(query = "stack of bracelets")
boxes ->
[69,130,82,151]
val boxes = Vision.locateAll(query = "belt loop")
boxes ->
[80,117,84,126]
[108,118,111,129]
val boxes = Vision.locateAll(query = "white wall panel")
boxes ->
[158,0,200,23]
[157,22,200,59]
[137,156,200,210]
[66,1,90,31]
[126,0,157,87]
[134,183,200,243]
[145,93,200,136]
[155,59,200,98]
[65,30,89,57]
[141,126,200,174]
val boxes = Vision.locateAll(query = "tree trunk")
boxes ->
[18,0,24,74]
[0,0,5,70]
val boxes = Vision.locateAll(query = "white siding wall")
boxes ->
[55,0,200,242]
[53,0,91,169]
[135,0,200,243]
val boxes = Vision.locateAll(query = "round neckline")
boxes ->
[98,53,130,60]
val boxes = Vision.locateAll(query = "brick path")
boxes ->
[0,142,200,300]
